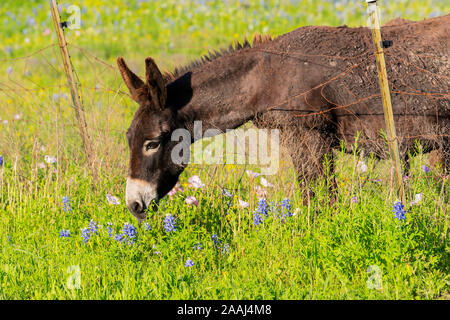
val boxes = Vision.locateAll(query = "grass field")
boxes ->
[0,0,449,299]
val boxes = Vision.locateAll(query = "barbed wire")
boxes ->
[1,42,448,145]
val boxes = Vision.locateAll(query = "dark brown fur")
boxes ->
[119,15,449,214]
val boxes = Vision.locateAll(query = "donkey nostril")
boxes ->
[132,201,143,214]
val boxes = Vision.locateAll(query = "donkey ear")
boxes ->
[145,57,167,109]
[117,57,145,103]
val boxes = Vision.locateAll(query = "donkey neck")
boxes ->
[168,49,270,140]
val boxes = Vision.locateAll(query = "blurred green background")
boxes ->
[1,0,449,69]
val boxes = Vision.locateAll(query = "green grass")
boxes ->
[0,0,449,299]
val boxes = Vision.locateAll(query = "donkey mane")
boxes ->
[163,33,273,82]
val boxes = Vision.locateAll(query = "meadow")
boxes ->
[0,0,449,299]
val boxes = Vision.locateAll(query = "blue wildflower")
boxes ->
[164,214,176,232]
[193,242,202,250]
[80,219,99,244]
[185,259,195,267]
[253,198,269,226]
[88,219,98,234]
[212,234,220,248]
[59,229,70,238]
[257,198,268,217]
[393,201,406,221]
[143,222,151,231]
[106,222,113,238]
[421,165,430,173]
[253,212,263,226]
[123,223,137,240]
[0,155,3,166]
[81,228,90,243]
[62,196,72,213]
[281,199,292,218]
[211,234,230,254]
[352,196,358,203]
[114,233,125,243]
[269,201,279,217]
[221,243,230,255]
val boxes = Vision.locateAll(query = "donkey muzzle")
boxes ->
[125,177,158,220]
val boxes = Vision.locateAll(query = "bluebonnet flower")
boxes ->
[352,196,358,203]
[257,199,268,217]
[111,223,138,245]
[281,199,292,218]
[269,201,279,217]
[185,259,195,267]
[106,222,113,238]
[80,219,99,244]
[81,228,90,243]
[221,243,230,255]
[421,165,430,173]
[253,198,269,226]
[88,219,98,234]
[164,214,176,232]
[152,244,161,255]
[211,234,230,254]
[25,16,36,27]
[59,229,70,238]
[62,196,72,213]
[393,201,406,221]
[193,242,202,250]
[143,223,151,231]
[0,155,3,166]
[123,223,137,240]
[114,233,125,243]
[253,212,263,226]
[212,234,220,248]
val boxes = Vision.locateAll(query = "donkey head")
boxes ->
[117,57,186,221]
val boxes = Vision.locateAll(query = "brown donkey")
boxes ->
[118,15,449,220]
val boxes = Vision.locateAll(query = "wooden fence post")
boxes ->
[366,0,406,204]
[50,0,96,185]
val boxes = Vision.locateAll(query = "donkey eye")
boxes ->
[145,141,160,151]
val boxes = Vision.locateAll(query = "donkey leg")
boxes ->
[286,128,336,204]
